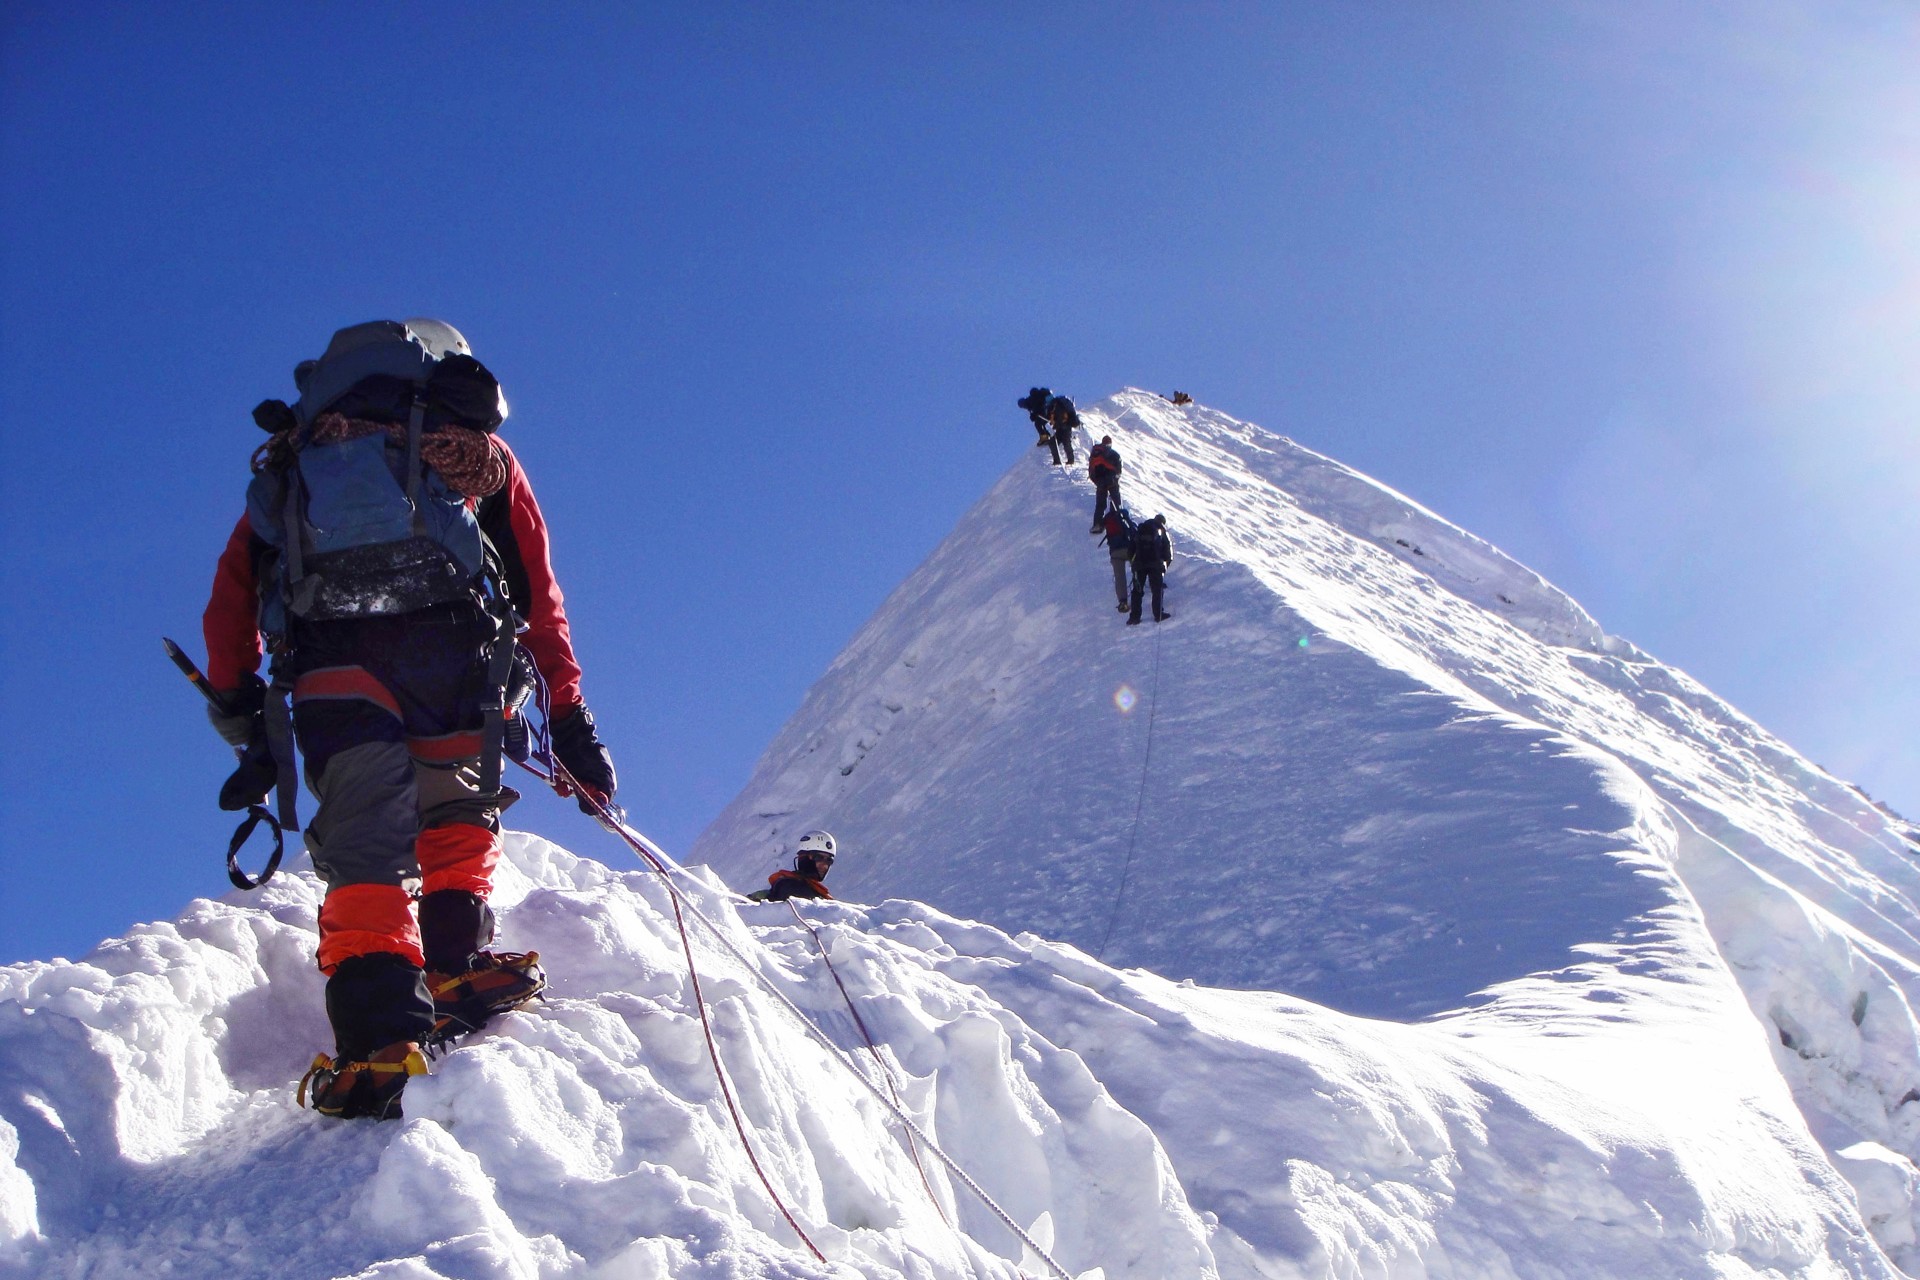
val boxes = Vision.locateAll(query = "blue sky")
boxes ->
[2,3,1915,964]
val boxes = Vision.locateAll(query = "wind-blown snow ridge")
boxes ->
[695,388,1920,1270]
[7,389,1920,1276]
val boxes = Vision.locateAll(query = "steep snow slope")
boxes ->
[695,389,1920,1264]
[0,835,1899,1279]
[7,389,1919,1277]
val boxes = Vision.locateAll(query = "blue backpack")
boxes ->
[236,321,522,846]
[245,320,504,638]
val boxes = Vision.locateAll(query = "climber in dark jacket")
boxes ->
[1017,388,1056,457]
[1127,514,1174,625]
[1046,395,1079,467]
[747,830,837,902]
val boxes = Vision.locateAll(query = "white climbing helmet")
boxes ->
[402,317,472,359]
[796,830,837,860]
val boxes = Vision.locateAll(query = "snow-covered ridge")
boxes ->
[696,389,1920,1269]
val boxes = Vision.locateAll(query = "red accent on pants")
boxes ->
[419,823,502,897]
[317,883,422,973]
[293,666,404,719]
[407,730,487,762]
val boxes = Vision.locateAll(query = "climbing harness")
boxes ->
[1097,619,1161,961]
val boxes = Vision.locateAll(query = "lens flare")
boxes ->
[1114,684,1138,714]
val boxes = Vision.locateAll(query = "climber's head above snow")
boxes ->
[795,829,836,878]
[1101,435,1113,445]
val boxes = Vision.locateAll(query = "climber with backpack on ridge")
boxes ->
[1099,505,1137,613]
[1128,513,1174,625]
[1088,434,1123,532]
[1017,387,1055,457]
[199,319,619,1120]
[1046,393,1080,467]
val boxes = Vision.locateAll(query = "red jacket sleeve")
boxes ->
[492,440,586,712]
[203,514,264,692]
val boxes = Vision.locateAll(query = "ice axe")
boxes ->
[162,637,286,890]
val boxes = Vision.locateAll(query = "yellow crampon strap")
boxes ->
[296,1054,333,1109]
[430,950,541,1000]
[296,1049,428,1111]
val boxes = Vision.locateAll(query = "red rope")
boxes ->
[551,760,826,1264]
[786,900,951,1226]
[527,745,1062,1278]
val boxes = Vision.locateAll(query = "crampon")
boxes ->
[426,949,546,1046]
[297,1040,427,1120]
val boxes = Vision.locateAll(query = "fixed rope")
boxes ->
[1097,620,1161,961]
[527,753,1071,1280]
[784,899,950,1227]
[529,754,824,1262]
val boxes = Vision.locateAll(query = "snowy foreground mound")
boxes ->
[0,833,1901,1279]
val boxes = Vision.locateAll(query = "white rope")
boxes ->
[1097,620,1160,961]
[585,804,1075,1280]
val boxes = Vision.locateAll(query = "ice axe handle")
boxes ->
[163,636,233,717]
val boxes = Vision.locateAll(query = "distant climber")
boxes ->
[1168,391,1193,405]
[1046,395,1080,467]
[1127,514,1174,625]
[1100,506,1137,612]
[748,830,837,902]
[1016,387,1056,457]
[1088,435,1123,531]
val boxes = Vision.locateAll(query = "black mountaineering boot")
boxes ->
[419,889,495,977]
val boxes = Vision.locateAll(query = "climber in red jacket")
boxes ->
[202,319,618,1118]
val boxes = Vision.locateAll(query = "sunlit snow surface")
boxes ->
[6,391,1920,1276]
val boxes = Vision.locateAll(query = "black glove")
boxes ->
[219,731,280,812]
[206,673,266,748]
[551,704,617,814]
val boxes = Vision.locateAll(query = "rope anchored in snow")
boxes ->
[521,749,1076,1280]
[784,899,950,1227]
[505,644,1072,1278]
[1098,620,1161,961]
[545,756,827,1264]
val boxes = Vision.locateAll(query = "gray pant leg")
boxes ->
[413,756,509,832]
[305,740,420,891]
[1110,551,1131,608]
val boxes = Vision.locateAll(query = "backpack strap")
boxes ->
[473,543,519,800]
[279,454,322,620]
[403,392,428,536]
[262,652,300,834]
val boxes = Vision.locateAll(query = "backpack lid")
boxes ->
[288,319,509,429]
[292,321,437,427]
